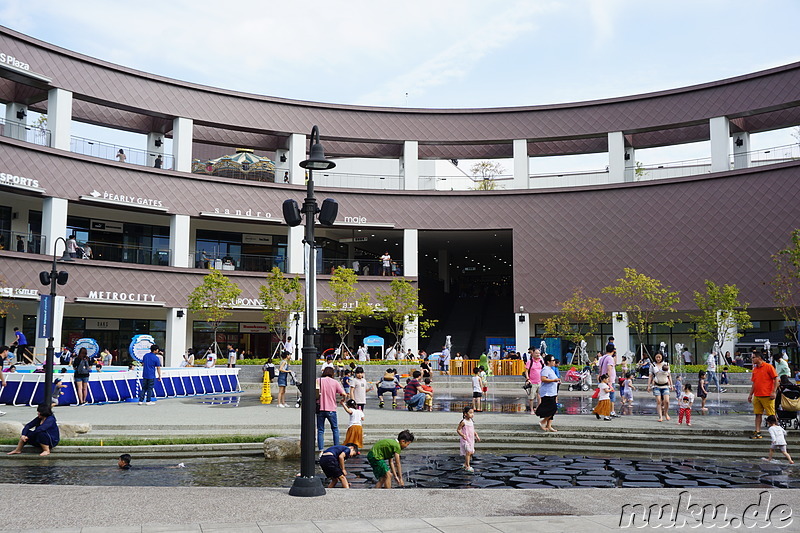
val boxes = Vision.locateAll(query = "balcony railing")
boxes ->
[0,118,50,146]
[88,241,171,266]
[321,258,404,276]
[70,136,174,170]
[0,230,45,254]
[191,251,286,273]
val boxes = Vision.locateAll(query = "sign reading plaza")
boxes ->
[0,52,30,71]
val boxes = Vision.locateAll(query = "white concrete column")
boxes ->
[512,139,529,189]
[402,229,418,277]
[169,214,191,268]
[607,131,626,183]
[172,117,193,172]
[624,147,636,182]
[287,133,306,185]
[34,295,65,359]
[709,116,731,173]
[732,132,751,170]
[4,103,27,141]
[402,316,419,357]
[515,312,530,355]
[165,307,188,367]
[147,132,166,168]
[286,225,304,274]
[41,197,68,255]
[438,249,450,293]
[47,88,72,151]
[401,141,419,191]
[611,311,631,361]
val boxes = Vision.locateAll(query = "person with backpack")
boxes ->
[525,347,545,414]
[72,348,92,405]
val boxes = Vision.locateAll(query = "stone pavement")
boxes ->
[1,485,798,532]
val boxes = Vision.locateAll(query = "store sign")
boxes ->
[86,318,120,330]
[87,189,164,208]
[0,170,41,190]
[234,297,264,307]
[0,52,30,71]
[240,323,270,333]
[342,216,368,224]
[91,219,124,233]
[242,234,273,245]
[0,287,39,299]
[87,291,158,302]
[202,208,274,220]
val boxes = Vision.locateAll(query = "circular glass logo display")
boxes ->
[129,334,155,363]
[73,338,100,359]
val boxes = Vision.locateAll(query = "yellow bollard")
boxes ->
[260,369,273,404]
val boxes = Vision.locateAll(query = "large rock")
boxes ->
[263,437,301,460]
[59,422,91,438]
[0,421,24,438]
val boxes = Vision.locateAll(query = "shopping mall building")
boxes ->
[1,25,800,365]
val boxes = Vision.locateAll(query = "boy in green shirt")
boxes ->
[368,429,415,488]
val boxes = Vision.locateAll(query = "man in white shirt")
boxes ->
[706,352,721,392]
[205,348,217,368]
[227,344,237,368]
[283,336,295,358]
[357,344,369,361]
[380,252,391,276]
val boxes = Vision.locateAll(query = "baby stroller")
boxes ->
[777,383,800,430]
[288,371,303,408]
[564,366,592,391]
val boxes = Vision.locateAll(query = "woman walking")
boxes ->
[535,354,561,432]
[647,352,673,422]
[71,347,91,405]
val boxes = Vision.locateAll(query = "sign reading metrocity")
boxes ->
[0,170,41,189]
[0,52,30,71]
[87,291,158,302]
[88,189,164,208]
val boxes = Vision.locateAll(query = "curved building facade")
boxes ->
[1,26,799,363]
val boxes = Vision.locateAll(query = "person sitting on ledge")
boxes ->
[7,403,60,456]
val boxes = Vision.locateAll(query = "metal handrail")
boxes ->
[70,135,175,169]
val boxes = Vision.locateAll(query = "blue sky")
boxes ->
[2,0,799,171]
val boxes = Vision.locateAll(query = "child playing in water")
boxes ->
[342,398,364,448]
[368,430,414,488]
[620,372,635,406]
[678,383,695,426]
[764,415,794,464]
[420,378,434,411]
[457,406,480,472]
[319,443,359,488]
[697,370,708,411]
[51,378,66,407]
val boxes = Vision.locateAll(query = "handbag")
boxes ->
[591,388,600,399]
[522,382,532,392]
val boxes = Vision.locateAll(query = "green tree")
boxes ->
[690,280,751,358]
[187,269,242,355]
[470,161,505,190]
[602,268,680,358]
[375,278,436,353]
[772,229,800,345]
[259,267,304,357]
[543,288,605,361]
[321,266,373,357]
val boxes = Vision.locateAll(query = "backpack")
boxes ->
[75,357,90,374]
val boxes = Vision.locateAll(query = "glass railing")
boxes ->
[70,136,175,170]
[190,251,286,273]
[0,230,45,254]
[0,117,50,146]
[309,171,402,189]
[320,258,404,276]
[87,241,170,266]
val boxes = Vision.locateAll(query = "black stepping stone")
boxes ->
[759,464,784,473]
[539,475,572,481]
[576,480,616,487]
[664,479,699,487]
[510,457,538,462]
[545,479,573,487]
[415,481,450,488]
[414,469,446,476]
[623,474,660,482]
[543,469,582,475]
[468,478,506,488]
[724,483,773,489]
[584,470,614,476]
[660,473,687,480]
[508,476,541,484]
[518,470,545,477]
[482,472,515,479]
[515,483,548,489]
[697,478,730,486]
[622,482,663,488]
[580,476,618,482]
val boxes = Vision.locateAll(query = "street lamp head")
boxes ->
[300,142,336,171]
[299,125,336,171]
[59,250,74,262]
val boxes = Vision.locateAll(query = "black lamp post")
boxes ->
[38,236,72,405]
[285,125,337,497]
